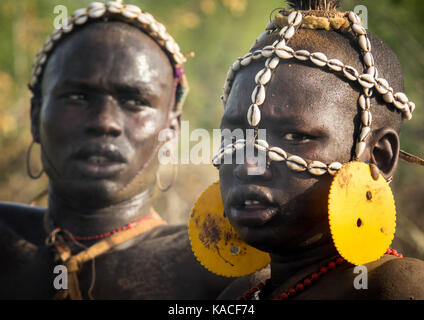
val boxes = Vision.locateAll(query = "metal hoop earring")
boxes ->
[26,140,44,179]
[156,164,177,192]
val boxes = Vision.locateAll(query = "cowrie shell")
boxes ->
[241,54,253,66]
[294,50,310,61]
[255,69,265,84]
[212,152,224,166]
[62,19,74,33]
[268,151,284,162]
[275,39,286,49]
[254,144,267,152]
[394,92,409,104]
[149,22,160,33]
[288,11,302,26]
[262,46,275,58]
[75,14,88,25]
[165,40,176,54]
[310,52,328,67]
[88,3,106,18]
[137,12,154,25]
[367,66,378,79]
[123,4,141,18]
[328,162,343,175]
[266,57,280,70]
[404,110,412,121]
[234,142,245,150]
[352,23,366,35]
[375,78,390,95]
[252,50,263,60]
[286,156,307,172]
[247,104,261,127]
[223,80,231,95]
[275,46,294,59]
[355,141,367,158]
[363,52,374,67]
[108,1,123,13]
[358,73,375,89]
[51,28,63,41]
[327,59,344,72]
[358,95,370,110]
[362,110,372,127]
[259,68,272,85]
[360,126,371,142]
[284,25,296,39]
[359,35,371,52]
[269,147,287,160]
[383,91,394,104]
[308,161,328,176]
[38,53,47,65]
[256,139,269,149]
[43,38,54,52]
[348,11,361,24]
[252,85,266,106]
[227,68,235,81]
[224,145,235,156]
[232,59,241,71]
[279,26,288,37]
[343,65,359,81]
[72,8,87,18]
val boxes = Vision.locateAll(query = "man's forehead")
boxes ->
[223,60,358,125]
[42,22,173,93]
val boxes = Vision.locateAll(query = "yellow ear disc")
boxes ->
[188,181,271,277]
[328,162,396,266]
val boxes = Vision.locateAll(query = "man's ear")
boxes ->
[30,96,41,143]
[168,109,181,134]
[369,128,400,179]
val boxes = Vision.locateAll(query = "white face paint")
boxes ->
[134,55,159,84]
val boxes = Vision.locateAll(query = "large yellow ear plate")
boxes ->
[188,181,271,277]
[328,162,396,266]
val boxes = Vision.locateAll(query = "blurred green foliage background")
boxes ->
[0,0,423,259]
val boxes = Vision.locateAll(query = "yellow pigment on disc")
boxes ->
[188,181,271,277]
[328,162,396,266]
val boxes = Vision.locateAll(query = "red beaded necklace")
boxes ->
[58,213,155,241]
[237,248,403,300]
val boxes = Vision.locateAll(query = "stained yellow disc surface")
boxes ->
[188,181,271,277]
[328,162,396,266]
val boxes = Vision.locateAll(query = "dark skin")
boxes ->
[0,22,231,299]
[218,41,424,299]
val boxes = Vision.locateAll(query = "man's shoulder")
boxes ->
[368,255,424,299]
[0,202,47,244]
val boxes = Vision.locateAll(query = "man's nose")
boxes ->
[85,97,122,137]
[233,148,272,182]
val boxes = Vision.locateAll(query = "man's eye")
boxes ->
[283,133,312,143]
[120,98,149,111]
[68,93,87,101]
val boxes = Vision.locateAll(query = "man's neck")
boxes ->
[47,187,156,238]
[269,240,339,287]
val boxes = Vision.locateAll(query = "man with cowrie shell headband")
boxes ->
[188,0,424,299]
[0,0,232,299]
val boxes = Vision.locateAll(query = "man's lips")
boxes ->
[71,144,127,178]
[227,189,279,227]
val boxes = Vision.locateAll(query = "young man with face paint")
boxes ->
[189,0,424,300]
[0,1,231,299]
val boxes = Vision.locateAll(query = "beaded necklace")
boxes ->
[59,213,155,241]
[237,248,403,300]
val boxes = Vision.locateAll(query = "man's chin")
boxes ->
[55,179,124,208]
